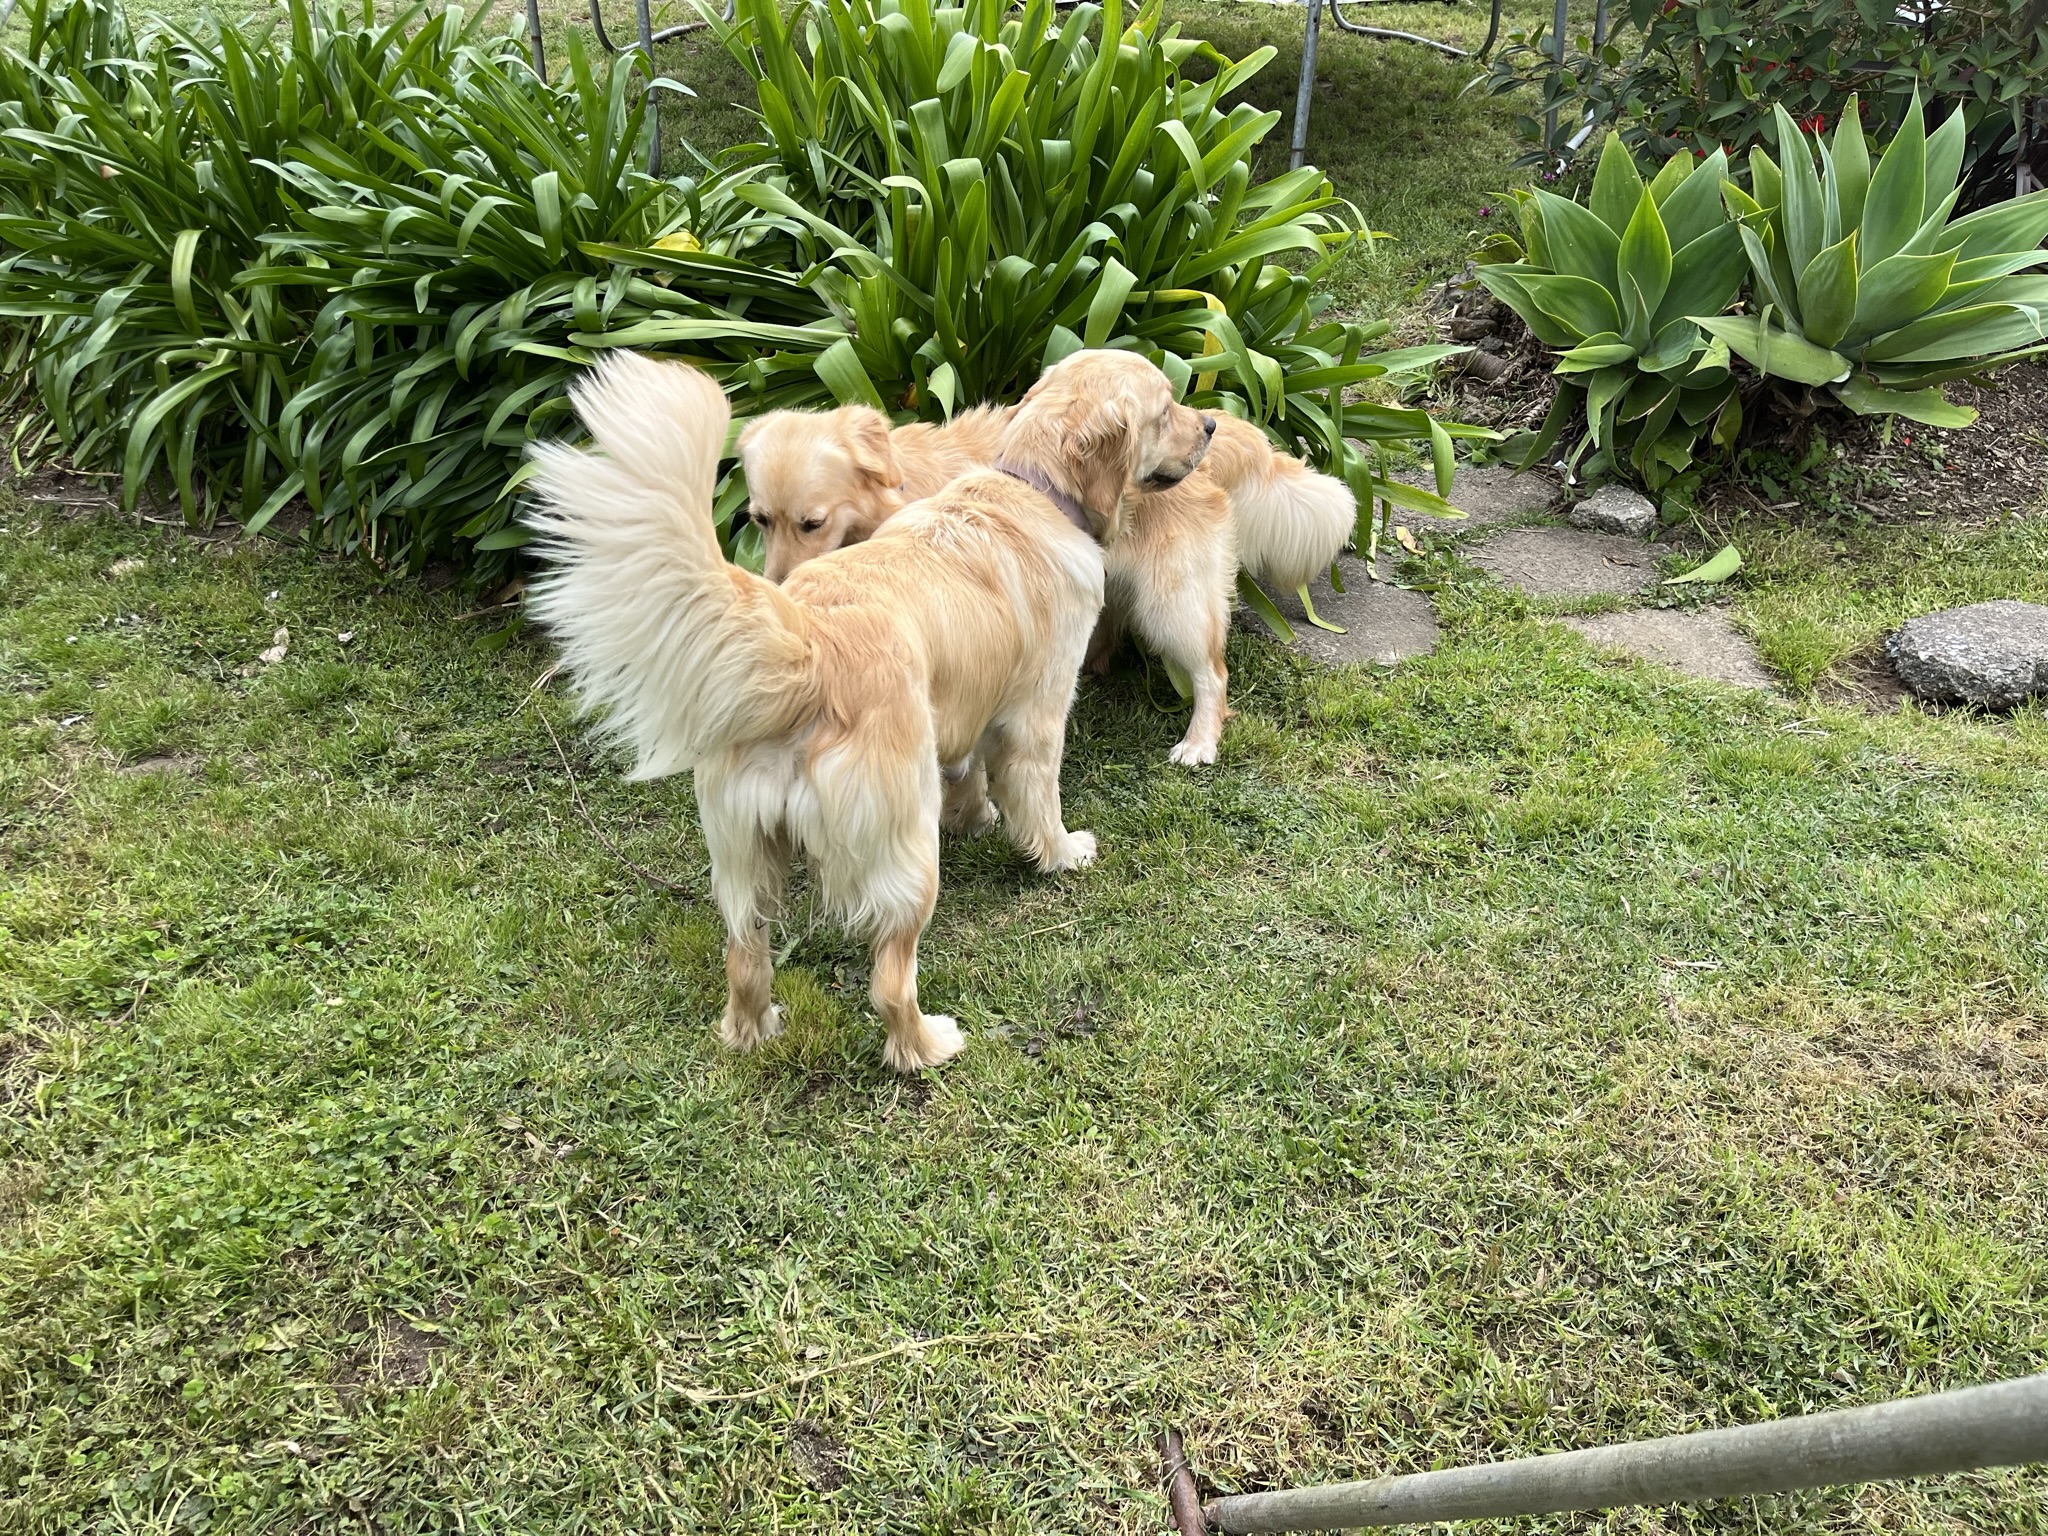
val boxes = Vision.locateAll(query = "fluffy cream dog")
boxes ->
[524,350,1211,1073]
[738,382,1354,764]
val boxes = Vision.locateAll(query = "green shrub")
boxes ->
[697,0,1485,528]
[1476,136,1748,493]
[0,0,848,572]
[1702,96,2048,426]
[2,0,1477,576]
[1484,0,2048,202]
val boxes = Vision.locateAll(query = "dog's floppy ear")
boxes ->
[1066,389,1139,529]
[735,414,771,462]
[838,407,903,487]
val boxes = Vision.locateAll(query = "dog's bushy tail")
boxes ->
[1205,416,1358,592]
[525,352,812,779]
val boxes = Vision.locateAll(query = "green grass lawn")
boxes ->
[5,487,2048,1532]
[6,0,2048,1531]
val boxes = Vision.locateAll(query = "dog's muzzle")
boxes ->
[1141,421,1213,490]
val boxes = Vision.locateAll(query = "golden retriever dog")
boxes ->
[524,350,1211,1073]
[738,380,1354,765]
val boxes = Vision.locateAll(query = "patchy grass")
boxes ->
[5,488,2047,1533]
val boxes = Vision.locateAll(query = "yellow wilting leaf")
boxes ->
[1394,525,1421,554]
[1191,292,1227,392]
[650,230,701,253]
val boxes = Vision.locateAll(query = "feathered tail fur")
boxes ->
[524,353,812,780]
[1204,416,1359,593]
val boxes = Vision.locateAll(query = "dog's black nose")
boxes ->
[1201,415,1217,438]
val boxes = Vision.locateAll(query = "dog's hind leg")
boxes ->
[1084,603,1126,676]
[721,910,782,1052]
[851,807,958,1072]
[702,793,791,1052]
[939,755,997,837]
[872,906,964,1074]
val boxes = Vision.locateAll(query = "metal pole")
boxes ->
[636,0,660,178]
[1206,1374,2048,1533]
[1477,0,1503,61]
[1289,0,1321,173]
[1543,0,1568,161]
[1326,0,1467,59]
[525,0,547,81]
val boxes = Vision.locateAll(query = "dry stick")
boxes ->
[1161,1429,1209,1536]
[525,668,692,895]
[678,1329,1057,1406]
[451,599,522,622]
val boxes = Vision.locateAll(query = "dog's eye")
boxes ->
[800,517,826,533]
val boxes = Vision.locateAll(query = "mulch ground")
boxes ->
[1425,270,2048,529]
[1794,363,2048,526]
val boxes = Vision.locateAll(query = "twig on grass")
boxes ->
[523,665,692,895]
[452,600,522,622]
[677,1328,1060,1405]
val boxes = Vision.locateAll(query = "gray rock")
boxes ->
[1886,600,2048,707]
[1250,553,1438,666]
[1559,609,1776,691]
[1469,528,1662,597]
[1569,483,1658,538]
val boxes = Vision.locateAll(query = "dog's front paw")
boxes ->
[1167,735,1219,767]
[719,1000,785,1052]
[1040,830,1098,873]
[882,1013,966,1074]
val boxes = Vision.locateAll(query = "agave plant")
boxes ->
[1702,96,2048,426]
[697,0,1484,550]
[1475,135,1748,492]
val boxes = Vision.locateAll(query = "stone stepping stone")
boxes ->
[1559,608,1776,691]
[1394,461,1561,531]
[1258,552,1439,666]
[1469,527,1662,597]
[1568,484,1657,537]
[1887,600,2048,707]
